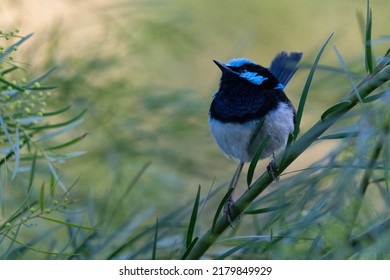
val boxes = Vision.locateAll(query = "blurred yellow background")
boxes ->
[2,0,389,216]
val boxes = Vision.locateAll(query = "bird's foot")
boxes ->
[267,159,279,182]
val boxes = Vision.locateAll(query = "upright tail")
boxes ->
[269,52,303,87]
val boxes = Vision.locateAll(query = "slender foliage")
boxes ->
[0,30,88,259]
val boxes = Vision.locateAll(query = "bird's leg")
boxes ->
[267,153,279,182]
[224,161,244,226]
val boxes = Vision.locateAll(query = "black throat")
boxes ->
[209,73,292,123]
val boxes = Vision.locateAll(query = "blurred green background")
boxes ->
[1,0,389,258]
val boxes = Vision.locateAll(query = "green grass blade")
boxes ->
[42,105,72,117]
[365,0,373,73]
[27,153,37,196]
[25,66,59,86]
[244,202,291,215]
[0,76,25,91]
[215,239,253,260]
[363,90,388,103]
[333,46,367,112]
[356,10,366,42]
[5,233,74,257]
[385,48,390,57]
[25,85,58,91]
[46,133,88,151]
[11,126,20,180]
[104,161,151,227]
[0,66,18,75]
[247,134,270,187]
[186,185,201,248]
[47,161,67,193]
[319,131,359,140]
[152,218,158,260]
[31,109,87,131]
[0,33,33,61]
[248,118,265,147]
[293,33,334,139]
[305,232,323,259]
[1,224,22,259]
[67,230,97,259]
[49,173,56,197]
[40,181,45,211]
[39,216,94,231]
[321,101,351,120]
[181,237,198,260]
[36,120,84,143]
[212,187,234,233]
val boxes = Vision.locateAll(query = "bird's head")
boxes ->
[213,58,284,91]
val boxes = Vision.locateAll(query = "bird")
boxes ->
[208,51,303,224]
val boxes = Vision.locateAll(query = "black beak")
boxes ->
[213,59,235,74]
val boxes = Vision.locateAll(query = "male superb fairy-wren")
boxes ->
[208,52,303,223]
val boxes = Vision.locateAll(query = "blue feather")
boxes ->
[226,58,256,67]
[269,52,303,87]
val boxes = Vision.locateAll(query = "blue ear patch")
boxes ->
[226,58,255,67]
[274,83,285,89]
[239,71,268,85]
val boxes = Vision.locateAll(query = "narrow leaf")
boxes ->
[293,33,334,138]
[0,33,33,61]
[43,105,72,117]
[212,187,234,232]
[0,76,25,91]
[47,160,67,192]
[152,218,158,260]
[319,131,359,140]
[333,46,366,111]
[186,185,201,248]
[32,109,87,132]
[356,10,365,42]
[25,66,59,86]
[40,181,45,211]
[11,126,20,180]
[10,237,75,257]
[25,85,57,91]
[363,90,388,103]
[36,120,84,142]
[1,224,22,259]
[46,133,88,151]
[306,232,324,259]
[50,173,56,197]
[321,101,352,120]
[39,216,94,231]
[365,0,373,73]
[0,66,18,75]
[27,153,37,195]
[244,202,291,215]
[105,161,152,224]
[0,115,15,147]
[181,237,198,260]
[248,118,265,147]
[215,239,253,260]
[47,151,87,162]
[247,134,270,186]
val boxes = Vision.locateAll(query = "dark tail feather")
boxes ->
[269,52,303,86]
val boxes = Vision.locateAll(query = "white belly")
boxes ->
[209,102,294,162]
